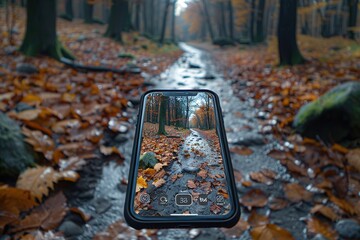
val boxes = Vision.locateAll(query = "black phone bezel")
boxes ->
[124,89,240,229]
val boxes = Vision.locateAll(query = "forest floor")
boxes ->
[1,8,360,239]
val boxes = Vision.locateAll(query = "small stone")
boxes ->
[183,75,190,78]
[16,63,38,74]
[114,134,128,144]
[93,198,112,214]
[178,82,186,86]
[78,189,94,200]
[58,221,83,237]
[128,97,140,106]
[117,183,127,193]
[233,135,266,146]
[310,234,328,240]
[14,102,34,112]
[182,166,200,173]
[335,219,360,239]
[188,62,201,69]
[143,81,156,87]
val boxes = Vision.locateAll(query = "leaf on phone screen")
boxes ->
[218,188,229,199]
[187,180,197,189]
[153,169,166,179]
[143,168,156,179]
[197,169,207,179]
[210,203,221,214]
[171,173,183,182]
[154,163,164,172]
[136,176,147,192]
[152,178,166,188]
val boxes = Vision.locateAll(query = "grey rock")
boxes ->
[58,221,83,237]
[0,112,35,177]
[78,189,94,200]
[182,166,200,173]
[143,81,156,87]
[311,234,328,240]
[15,102,34,112]
[16,63,38,74]
[114,134,128,144]
[93,198,112,214]
[188,62,201,69]
[178,82,186,86]
[233,135,266,146]
[139,152,158,169]
[335,219,360,239]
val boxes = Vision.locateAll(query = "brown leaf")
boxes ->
[218,188,229,199]
[310,205,339,221]
[210,203,221,214]
[136,176,147,192]
[171,173,183,182]
[250,171,273,185]
[307,217,337,240]
[51,119,80,134]
[197,169,208,179]
[346,148,360,172]
[248,210,269,227]
[221,218,249,238]
[233,170,243,182]
[154,163,164,172]
[16,166,79,201]
[328,194,357,216]
[12,109,41,121]
[230,146,253,156]
[187,180,197,189]
[10,192,67,232]
[22,127,54,160]
[240,189,268,209]
[152,178,166,188]
[251,224,295,240]
[93,220,144,240]
[268,197,288,211]
[69,207,91,222]
[284,183,312,203]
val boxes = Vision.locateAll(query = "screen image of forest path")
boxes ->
[0,0,360,239]
[135,92,232,217]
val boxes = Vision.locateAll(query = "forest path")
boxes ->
[67,43,305,240]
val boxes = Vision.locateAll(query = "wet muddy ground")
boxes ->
[64,43,307,239]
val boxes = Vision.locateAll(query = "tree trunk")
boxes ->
[277,0,305,65]
[84,1,94,23]
[254,0,265,42]
[61,0,74,21]
[135,2,140,31]
[158,96,168,135]
[20,0,74,60]
[104,0,123,42]
[228,0,234,40]
[249,0,256,42]
[219,2,227,38]
[201,0,214,42]
[159,0,171,44]
[347,0,358,39]
[171,0,176,42]
[185,97,189,129]
[120,0,131,32]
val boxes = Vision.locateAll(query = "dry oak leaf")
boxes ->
[0,187,37,231]
[93,220,140,240]
[251,224,295,240]
[346,148,360,172]
[268,197,288,211]
[328,194,357,216]
[10,192,67,233]
[16,166,79,201]
[248,210,270,227]
[99,145,125,160]
[22,127,54,160]
[230,146,253,156]
[307,217,337,240]
[284,183,312,203]
[154,163,165,172]
[240,189,268,209]
[152,178,166,188]
[69,207,91,222]
[51,119,80,134]
[310,204,339,221]
[187,180,197,189]
[136,176,147,192]
[221,218,249,238]
[250,171,273,185]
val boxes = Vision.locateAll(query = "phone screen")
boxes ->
[133,91,233,217]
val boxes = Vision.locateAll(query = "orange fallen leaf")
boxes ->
[187,179,197,189]
[136,176,147,192]
[310,204,339,221]
[248,210,269,227]
[240,189,268,209]
[152,178,166,188]
[251,224,295,240]
[307,217,337,240]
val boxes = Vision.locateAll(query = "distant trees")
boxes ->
[104,0,132,42]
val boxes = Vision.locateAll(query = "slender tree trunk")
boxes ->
[66,0,73,20]
[228,0,234,40]
[202,0,214,42]
[20,0,74,60]
[171,0,176,42]
[104,0,123,42]
[135,2,140,31]
[84,1,94,23]
[254,0,265,42]
[219,2,227,38]
[277,0,305,65]
[249,0,256,42]
[159,0,171,44]
[158,96,168,135]
[167,98,171,125]
[347,0,358,39]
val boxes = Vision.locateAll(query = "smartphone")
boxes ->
[124,89,240,229]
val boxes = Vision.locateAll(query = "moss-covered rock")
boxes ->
[0,113,35,178]
[293,82,360,142]
[139,152,158,169]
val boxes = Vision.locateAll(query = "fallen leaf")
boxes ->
[187,180,197,189]
[154,163,164,172]
[307,217,337,240]
[197,169,208,179]
[284,183,312,202]
[136,176,147,192]
[210,203,221,214]
[230,146,253,155]
[250,171,273,185]
[310,204,339,221]
[22,127,54,160]
[10,192,67,232]
[221,218,249,238]
[69,207,91,222]
[152,178,166,188]
[240,189,268,209]
[251,224,295,240]
[328,194,357,215]
[268,197,288,211]
[248,210,269,227]
[16,166,79,201]
[346,148,360,172]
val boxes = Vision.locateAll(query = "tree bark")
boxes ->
[20,0,74,60]
[158,96,168,135]
[84,1,94,23]
[134,2,140,31]
[171,0,176,42]
[249,0,256,42]
[254,0,265,42]
[201,0,214,42]
[104,0,123,42]
[159,0,171,44]
[347,0,358,39]
[66,0,73,20]
[228,0,234,40]
[277,0,305,65]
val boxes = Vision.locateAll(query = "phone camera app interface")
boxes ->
[134,92,232,216]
